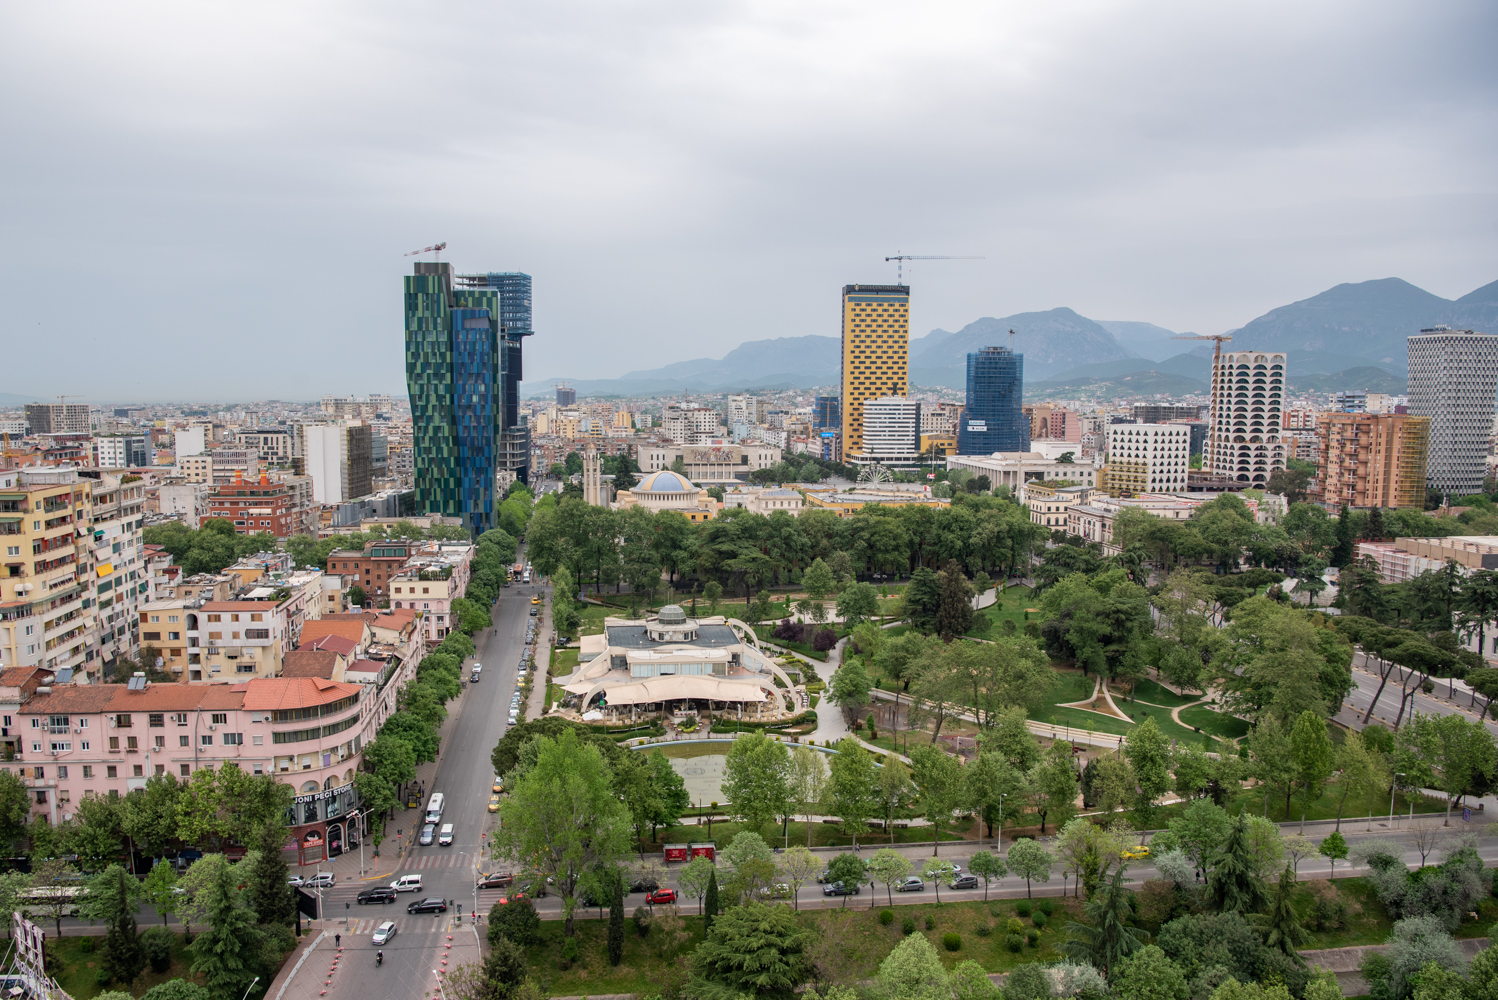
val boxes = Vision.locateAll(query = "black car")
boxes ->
[822,881,859,896]
[357,886,397,905]
[950,875,979,890]
[408,897,448,914]
[629,878,659,894]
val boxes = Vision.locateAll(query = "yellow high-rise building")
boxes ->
[840,284,910,457]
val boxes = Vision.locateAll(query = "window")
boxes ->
[252,734,263,745]
[179,735,190,747]
[106,765,118,778]
[155,764,165,776]
[32,767,43,779]
[148,713,164,727]
[109,736,119,750]
[80,740,89,751]
[132,765,144,777]
[56,766,67,779]
[180,764,190,777]
[34,791,45,805]
[211,713,227,725]
[167,615,178,623]
[173,713,188,725]
[207,614,221,622]
[252,763,263,775]
[82,765,93,778]
[126,736,137,750]
[223,733,242,745]
[154,735,164,749]
[115,714,132,728]
[201,735,214,747]
[150,615,159,623]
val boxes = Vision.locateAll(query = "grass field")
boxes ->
[1046,669,1095,705]
[44,930,295,1000]
[643,816,972,851]
[510,895,1083,996]
[1117,702,1202,745]
[1026,705,1134,738]
[1179,703,1252,739]
[753,626,831,661]
[1121,678,1199,709]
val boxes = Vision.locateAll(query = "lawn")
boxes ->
[1045,668,1095,705]
[641,816,972,852]
[511,895,1084,996]
[1178,703,1251,740]
[550,646,579,676]
[753,627,830,661]
[1119,678,1199,709]
[44,929,296,1000]
[1117,702,1201,745]
[1026,704,1134,739]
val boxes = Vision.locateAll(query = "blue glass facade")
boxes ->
[957,346,1028,454]
[814,396,841,430]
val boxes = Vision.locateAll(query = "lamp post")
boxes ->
[995,794,1006,851]
[240,976,261,1000]
[433,970,448,1000]
[1390,773,1405,828]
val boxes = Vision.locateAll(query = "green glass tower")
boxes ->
[404,261,532,534]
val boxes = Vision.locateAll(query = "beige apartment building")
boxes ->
[1312,413,1430,509]
[0,469,97,676]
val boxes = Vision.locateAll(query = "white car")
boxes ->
[304,872,335,888]
[372,921,397,945]
[390,875,424,893]
[438,823,455,846]
[287,876,305,887]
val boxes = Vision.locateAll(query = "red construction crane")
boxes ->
[404,242,447,260]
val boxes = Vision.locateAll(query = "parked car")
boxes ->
[645,888,677,905]
[759,882,792,899]
[488,795,501,813]
[492,775,504,793]
[470,671,480,683]
[418,824,436,846]
[390,875,424,893]
[372,921,397,945]
[476,872,514,890]
[438,823,455,846]
[1121,845,1151,860]
[286,876,305,887]
[823,881,859,897]
[357,886,397,905]
[304,872,336,888]
[950,875,979,890]
[895,877,925,893]
[408,897,448,914]
[629,878,659,894]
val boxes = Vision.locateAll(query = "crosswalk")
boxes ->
[400,854,476,871]
[329,916,452,937]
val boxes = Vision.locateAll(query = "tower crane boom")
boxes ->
[883,254,983,284]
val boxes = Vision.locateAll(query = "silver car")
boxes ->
[372,920,397,945]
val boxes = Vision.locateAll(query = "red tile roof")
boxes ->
[303,634,357,658]
[282,650,339,679]
[346,659,384,674]
[240,677,360,711]
[300,620,367,646]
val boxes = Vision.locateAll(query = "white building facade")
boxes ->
[1407,327,1498,497]
[1205,350,1287,486]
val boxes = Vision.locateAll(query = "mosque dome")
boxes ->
[634,470,696,493]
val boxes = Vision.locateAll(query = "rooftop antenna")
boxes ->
[883,254,984,285]
[1008,329,1016,351]
[404,242,447,261]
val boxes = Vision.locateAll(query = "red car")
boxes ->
[497,891,528,905]
[646,888,677,905]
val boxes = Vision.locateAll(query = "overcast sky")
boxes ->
[2,0,1494,402]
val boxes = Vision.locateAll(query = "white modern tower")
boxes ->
[1205,350,1287,485]
[1406,326,1498,498]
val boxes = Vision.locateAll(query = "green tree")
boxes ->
[1248,716,1297,819]
[876,934,949,1000]
[934,559,974,640]
[607,867,625,967]
[1168,799,1232,875]
[1205,811,1269,915]
[245,822,294,927]
[908,745,964,855]
[968,851,1007,902]
[1063,866,1148,975]
[826,737,878,847]
[921,858,957,903]
[1125,718,1173,825]
[1320,831,1348,879]
[824,853,867,908]
[141,982,213,1000]
[188,860,263,1000]
[836,582,880,628]
[1290,710,1336,833]
[721,732,792,836]
[119,773,182,857]
[704,868,720,934]
[867,848,913,906]
[96,865,146,989]
[828,660,872,721]
[689,901,810,1000]
[492,728,631,937]
[678,856,717,915]
[1398,711,1498,827]
[140,859,180,928]
[902,565,942,632]
[1253,866,1311,965]
[777,845,821,911]
[1110,945,1190,1000]
[1006,839,1053,898]
[703,580,724,615]
[1332,730,1390,832]
[30,857,81,936]
[0,769,34,850]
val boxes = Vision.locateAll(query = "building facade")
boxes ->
[1312,413,1430,509]
[958,347,1027,455]
[304,423,373,504]
[814,396,841,430]
[857,397,922,469]
[1205,350,1287,485]
[24,404,90,436]
[1407,327,1498,498]
[94,436,148,469]
[205,474,295,538]
[0,470,96,676]
[840,284,910,458]
[1101,423,1191,494]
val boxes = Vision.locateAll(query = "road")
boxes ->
[1343,651,1498,738]
[311,565,545,1000]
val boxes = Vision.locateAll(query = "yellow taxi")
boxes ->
[531,595,540,605]
[1121,845,1151,861]
[488,794,501,813]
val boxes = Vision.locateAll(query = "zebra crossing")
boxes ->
[399,854,476,871]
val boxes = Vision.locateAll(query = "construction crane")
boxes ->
[404,242,447,260]
[883,254,983,285]
[1172,333,1233,366]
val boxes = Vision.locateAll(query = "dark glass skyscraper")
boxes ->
[957,346,1028,454]
[404,263,534,534]
[814,396,841,430]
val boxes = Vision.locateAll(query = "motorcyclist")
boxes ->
[376,950,383,966]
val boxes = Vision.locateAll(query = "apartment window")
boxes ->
[154,736,165,749]
[34,791,46,805]
[106,765,118,779]
[32,767,43,779]
[211,713,227,725]
[252,762,263,775]
[252,734,263,745]
[109,737,119,750]
[80,740,89,751]
[115,714,132,728]
[56,766,67,779]
[148,713,164,727]
[223,733,242,745]
[150,615,159,623]
[179,735,190,747]
[168,632,179,641]
[132,765,144,777]
[173,713,188,725]
[180,764,190,777]
[126,736,137,750]
[155,764,165,776]
[167,615,179,623]
[82,765,92,778]
[207,614,221,623]
[201,735,214,747]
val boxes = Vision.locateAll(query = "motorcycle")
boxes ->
[376,951,383,967]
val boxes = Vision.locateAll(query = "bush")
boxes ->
[142,928,174,973]
[1006,917,1025,935]
[95,970,112,987]
[489,896,541,947]
[558,937,579,971]
[990,905,1004,919]
[1015,901,1031,917]
[633,905,653,938]
[772,618,806,643]
[975,924,992,937]
[879,909,895,926]
[1038,899,1055,916]
[1005,933,1024,953]
[925,916,935,931]
[1031,911,1047,929]
[1025,929,1040,946]
[78,938,96,954]
[812,629,839,652]
[901,916,916,935]
[942,932,961,952]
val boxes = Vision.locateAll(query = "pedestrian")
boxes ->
[335,933,341,949]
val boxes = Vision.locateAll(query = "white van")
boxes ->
[390,874,424,893]
[438,823,455,846]
[425,792,445,824]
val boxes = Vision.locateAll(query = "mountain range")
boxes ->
[521,277,1498,399]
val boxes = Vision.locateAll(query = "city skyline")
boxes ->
[1,2,1493,399]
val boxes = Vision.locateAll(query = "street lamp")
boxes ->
[1390,773,1405,828]
[240,976,261,1000]
[433,970,449,1000]
[995,794,1006,851]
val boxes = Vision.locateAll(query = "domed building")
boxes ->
[614,469,718,521]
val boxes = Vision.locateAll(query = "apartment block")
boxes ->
[86,472,148,669]
[1312,413,1430,509]
[1407,327,1498,497]
[205,473,296,538]
[1101,423,1191,494]
[0,470,96,675]
[24,404,90,436]
[1205,350,1288,485]
[94,436,149,469]
[840,284,910,457]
